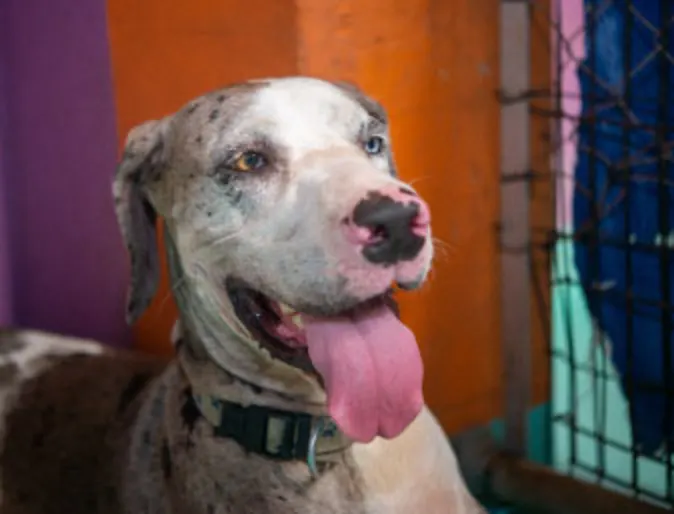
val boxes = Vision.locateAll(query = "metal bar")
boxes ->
[621,0,637,497]
[656,0,673,501]
[584,0,607,485]
[499,0,532,457]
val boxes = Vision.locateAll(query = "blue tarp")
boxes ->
[573,0,674,453]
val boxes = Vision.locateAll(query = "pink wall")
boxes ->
[557,0,585,229]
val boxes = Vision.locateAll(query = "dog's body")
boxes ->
[0,77,486,513]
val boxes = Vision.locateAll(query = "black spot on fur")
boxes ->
[127,299,137,317]
[0,337,26,354]
[0,362,19,383]
[186,103,199,115]
[277,495,288,502]
[196,135,203,144]
[175,337,185,352]
[142,198,156,223]
[32,432,46,449]
[209,109,219,122]
[104,486,117,506]
[250,384,263,395]
[117,373,152,413]
[148,165,163,183]
[32,406,56,449]
[180,388,201,433]
[161,439,172,479]
[217,94,226,103]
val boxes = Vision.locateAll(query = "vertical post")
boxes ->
[499,0,532,456]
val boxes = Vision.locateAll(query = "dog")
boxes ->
[0,77,487,513]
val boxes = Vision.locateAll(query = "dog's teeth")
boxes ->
[279,303,294,316]
[291,314,304,329]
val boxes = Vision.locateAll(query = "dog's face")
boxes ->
[114,77,433,442]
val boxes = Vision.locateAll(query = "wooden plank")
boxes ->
[529,0,554,407]
[499,0,532,455]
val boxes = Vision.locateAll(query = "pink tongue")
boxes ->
[303,303,424,443]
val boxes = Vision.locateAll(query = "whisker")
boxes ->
[432,236,456,253]
[430,237,456,263]
[407,175,433,188]
[431,246,450,264]
[196,228,247,266]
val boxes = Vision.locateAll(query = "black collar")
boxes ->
[173,330,351,472]
[190,392,351,470]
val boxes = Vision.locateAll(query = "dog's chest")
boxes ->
[123,366,479,514]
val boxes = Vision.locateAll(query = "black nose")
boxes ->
[352,192,426,265]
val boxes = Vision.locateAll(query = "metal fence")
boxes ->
[498,0,674,510]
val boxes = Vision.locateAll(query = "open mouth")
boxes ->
[224,277,423,444]
[225,277,399,375]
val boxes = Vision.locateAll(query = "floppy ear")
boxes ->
[113,118,170,325]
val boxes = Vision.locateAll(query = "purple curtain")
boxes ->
[0,0,131,348]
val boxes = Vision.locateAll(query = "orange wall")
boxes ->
[107,0,551,434]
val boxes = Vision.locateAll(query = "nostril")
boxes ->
[342,217,393,247]
[342,219,384,246]
[370,224,388,244]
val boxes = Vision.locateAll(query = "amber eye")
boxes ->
[364,136,385,155]
[232,151,267,172]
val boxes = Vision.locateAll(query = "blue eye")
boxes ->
[364,136,385,155]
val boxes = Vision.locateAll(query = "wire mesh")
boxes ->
[514,0,674,508]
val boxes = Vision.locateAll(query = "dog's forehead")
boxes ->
[244,78,370,152]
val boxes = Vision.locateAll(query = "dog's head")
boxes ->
[113,77,433,443]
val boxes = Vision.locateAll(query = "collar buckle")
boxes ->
[214,402,314,461]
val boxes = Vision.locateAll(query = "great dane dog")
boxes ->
[0,77,486,513]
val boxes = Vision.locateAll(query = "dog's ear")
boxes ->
[113,118,171,325]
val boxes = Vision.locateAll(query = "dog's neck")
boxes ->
[164,227,326,416]
[163,230,353,470]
